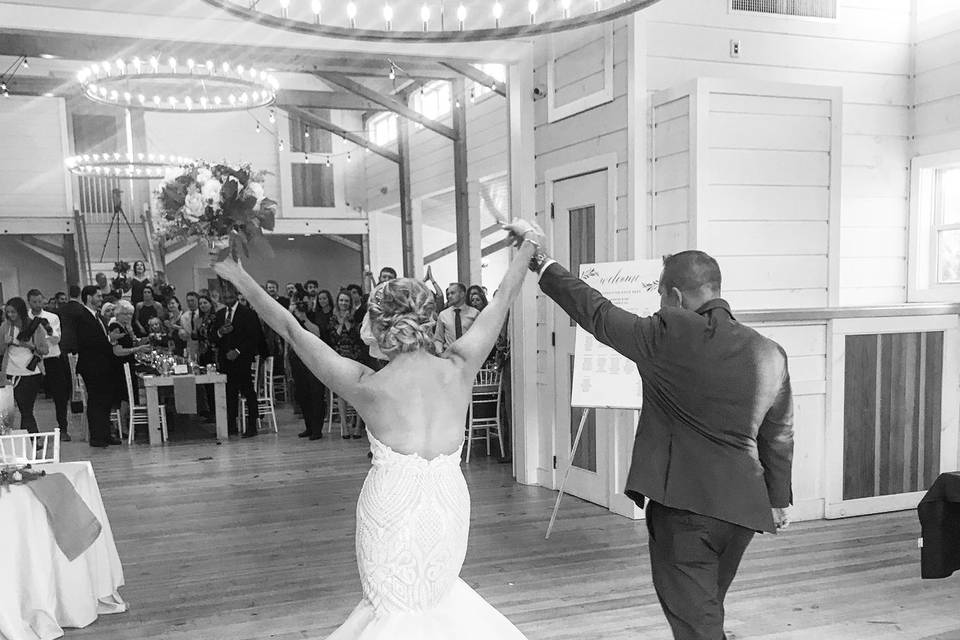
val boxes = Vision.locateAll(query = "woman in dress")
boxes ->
[466,285,488,312]
[0,297,49,433]
[314,289,334,330]
[329,289,365,439]
[212,223,537,640]
[134,285,164,337]
[164,296,186,356]
[129,260,149,306]
[108,300,151,407]
[195,295,218,419]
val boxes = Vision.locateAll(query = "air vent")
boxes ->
[731,0,836,19]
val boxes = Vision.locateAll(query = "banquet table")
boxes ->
[140,372,228,445]
[0,461,126,640]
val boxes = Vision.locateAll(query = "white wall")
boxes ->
[914,7,960,156]
[0,96,70,220]
[644,0,914,306]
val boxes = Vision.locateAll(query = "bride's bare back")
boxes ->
[355,350,474,459]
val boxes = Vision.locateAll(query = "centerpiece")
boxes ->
[155,162,277,260]
[111,260,131,294]
[0,464,46,492]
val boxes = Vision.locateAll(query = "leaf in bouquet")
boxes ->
[257,198,277,231]
[239,193,258,214]
[247,227,275,260]
[228,230,250,261]
[220,178,239,203]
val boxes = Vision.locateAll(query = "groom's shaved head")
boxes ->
[661,251,721,297]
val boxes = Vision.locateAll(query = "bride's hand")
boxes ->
[210,250,242,281]
[503,219,546,248]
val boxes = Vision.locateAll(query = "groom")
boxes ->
[507,221,794,640]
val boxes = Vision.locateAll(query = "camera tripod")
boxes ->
[98,187,150,265]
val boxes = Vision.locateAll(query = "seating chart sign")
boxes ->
[571,260,663,409]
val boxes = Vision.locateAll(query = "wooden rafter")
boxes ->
[283,106,399,164]
[315,72,457,141]
[440,62,506,97]
[276,90,384,112]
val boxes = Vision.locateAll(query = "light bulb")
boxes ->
[153,95,161,105]
[304,153,310,163]
[383,3,393,28]
[133,57,142,73]
[421,2,430,26]
[389,67,396,81]
[150,56,159,70]
[222,62,230,73]
[168,96,177,106]
[102,60,111,75]
[347,1,357,26]
[280,0,290,7]
[528,0,538,18]
[206,60,214,72]
[116,58,125,71]
[200,96,208,108]
[22,57,29,69]
[168,57,177,72]
[561,0,571,15]
[185,96,193,109]
[492,1,503,21]
[252,91,260,101]
[279,139,285,152]
[256,122,261,133]
[268,108,276,123]
[304,126,310,138]
[312,0,322,18]
[347,152,352,163]
[249,67,257,78]
[91,63,100,75]
[228,94,236,104]
[325,156,331,167]
[457,3,466,28]
[123,92,132,102]
[187,58,195,70]
[237,64,245,76]
[214,96,222,105]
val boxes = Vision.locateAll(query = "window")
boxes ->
[411,82,451,120]
[472,64,505,99]
[908,151,960,301]
[730,0,836,19]
[367,113,398,145]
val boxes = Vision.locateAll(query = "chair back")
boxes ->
[475,366,499,386]
[250,355,261,393]
[261,356,274,401]
[123,362,136,406]
[0,429,60,464]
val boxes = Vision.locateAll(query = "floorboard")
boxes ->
[31,401,960,639]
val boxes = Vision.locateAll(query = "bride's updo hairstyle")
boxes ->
[366,278,438,358]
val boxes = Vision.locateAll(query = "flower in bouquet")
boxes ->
[113,260,130,275]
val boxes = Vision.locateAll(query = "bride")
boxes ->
[212,223,539,639]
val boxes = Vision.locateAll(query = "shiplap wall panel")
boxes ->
[654,115,690,156]
[708,185,829,221]
[724,288,828,309]
[914,11,960,156]
[645,0,913,306]
[708,113,831,151]
[654,153,690,192]
[706,221,828,256]
[0,97,68,218]
[653,189,688,225]
[708,149,831,187]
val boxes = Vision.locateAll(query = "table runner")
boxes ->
[26,472,102,561]
[172,375,197,414]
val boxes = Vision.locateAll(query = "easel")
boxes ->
[98,188,150,263]
[546,405,595,539]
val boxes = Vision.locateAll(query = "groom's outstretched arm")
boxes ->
[539,262,659,364]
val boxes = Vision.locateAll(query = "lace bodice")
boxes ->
[355,431,469,615]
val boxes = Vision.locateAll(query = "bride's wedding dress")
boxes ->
[326,431,527,639]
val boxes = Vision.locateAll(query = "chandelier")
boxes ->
[65,153,194,179]
[201,0,663,42]
[76,57,279,112]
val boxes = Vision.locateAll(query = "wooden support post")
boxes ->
[397,111,416,278]
[466,179,482,285]
[452,77,470,286]
[62,232,80,288]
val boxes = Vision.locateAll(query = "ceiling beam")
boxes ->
[315,72,457,141]
[439,62,506,97]
[0,29,461,79]
[276,90,384,111]
[283,105,399,164]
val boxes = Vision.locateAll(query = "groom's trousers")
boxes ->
[645,501,755,640]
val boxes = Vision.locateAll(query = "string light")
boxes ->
[256,121,261,133]
[325,155,332,167]
[383,3,393,30]
[312,0,322,22]
[561,0,572,17]
[268,108,276,123]
[528,0,538,22]
[492,1,503,27]
[279,0,290,17]
[304,152,310,162]
[457,3,466,30]
[22,57,29,70]
[346,2,357,27]
[278,138,285,151]
[64,153,193,179]
[304,125,310,138]
[420,3,430,30]
[77,56,278,112]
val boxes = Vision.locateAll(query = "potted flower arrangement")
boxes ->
[111,260,131,293]
[155,163,277,260]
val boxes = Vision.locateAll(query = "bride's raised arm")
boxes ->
[213,257,373,405]
[445,225,538,376]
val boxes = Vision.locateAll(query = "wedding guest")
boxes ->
[101,301,117,323]
[285,282,298,301]
[56,285,85,355]
[467,285,488,312]
[0,296,49,433]
[108,300,150,405]
[209,288,224,311]
[305,279,319,298]
[134,285,164,337]
[290,300,326,440]
[94,272,110,296]
[196,294,218,421]
[146,317,170,352]
[313,289,334,330]
[265,279,289,310]
[329,289,364,439]
[76,285,120,447]
[164,296,186,355]
[423,265,445,311]
[346,283,366,323]
[179,291,202,359]
[27,289,72,441]
[130,260,150,305]
[210,283,263,437]
[434,283,478,353]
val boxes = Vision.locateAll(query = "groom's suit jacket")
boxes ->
[540,263,794,533]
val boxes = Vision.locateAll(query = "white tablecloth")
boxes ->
[0,461,127,640]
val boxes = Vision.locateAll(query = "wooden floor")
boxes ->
[42,402,959,640]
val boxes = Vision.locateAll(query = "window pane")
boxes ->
[291,163,335,207]
[939,168,960,225]
[937,229,960,283]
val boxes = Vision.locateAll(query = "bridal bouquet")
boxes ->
[155,162,277,260]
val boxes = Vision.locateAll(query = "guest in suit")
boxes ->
[507,220,794,640]
[56,284,86,355]
[76,285,122,448]
[210,282,263,438]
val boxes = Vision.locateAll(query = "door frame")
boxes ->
[541,153,619,503]
[825,314,960,518]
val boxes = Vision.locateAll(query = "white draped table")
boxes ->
[0,461,127,640]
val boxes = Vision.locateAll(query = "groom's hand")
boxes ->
[772,507,790,531]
